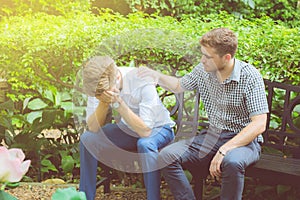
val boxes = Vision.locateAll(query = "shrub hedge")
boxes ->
[0,11,299,101]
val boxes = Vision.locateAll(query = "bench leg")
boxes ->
[102,167,111,193]
[103,180,111,193]
[193,177,204,200]
[96,163,111,193]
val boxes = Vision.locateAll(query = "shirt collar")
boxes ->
[228,58,241,82]
[208,59,241,84]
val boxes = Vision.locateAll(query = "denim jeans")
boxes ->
[79,123,174,200]
[158,130,261,200]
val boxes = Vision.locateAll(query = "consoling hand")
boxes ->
[137,66,159,84]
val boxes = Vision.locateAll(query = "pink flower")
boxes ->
[0,146,31,183]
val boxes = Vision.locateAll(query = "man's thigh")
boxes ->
[81,123,138,153]
[102,123,139,151]
[140,125,174,150]
[222,140,261,169]
[159,133,214,167]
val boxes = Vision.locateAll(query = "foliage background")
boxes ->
[1,11,299,101]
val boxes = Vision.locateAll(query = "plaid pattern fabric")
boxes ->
[181,59,269,133]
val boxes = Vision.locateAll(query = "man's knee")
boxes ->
[158,146,178,168]
[80,131,88,142]
[222,156,245,176]
[80,131,95,146]
[137,138,156,152]
[80,130,102,144]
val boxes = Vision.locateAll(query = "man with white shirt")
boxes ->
[79,56,175,200]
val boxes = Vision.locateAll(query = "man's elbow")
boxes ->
[87,122,101,133]
[258,123,266,135]
[87,116,106,132]
[87,126,99,133]
[138,127,152,138]
[256,114,268,134]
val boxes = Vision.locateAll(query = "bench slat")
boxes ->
[251,154,300,176]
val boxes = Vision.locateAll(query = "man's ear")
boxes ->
[224,53,231,62]
[116,69,123,90]
[96,76,110,96]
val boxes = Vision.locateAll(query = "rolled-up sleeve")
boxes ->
[139,84,174,129]
[180,64,203,91]
[138,85,159,128]
[86,96,99,120]
[246,76,269,117]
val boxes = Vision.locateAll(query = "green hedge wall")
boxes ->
[0,11,299,101]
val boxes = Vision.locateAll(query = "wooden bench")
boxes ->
[242,80,300,195]
[96,79,300,199]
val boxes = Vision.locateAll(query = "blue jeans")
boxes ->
[79,123,174,200]
[158,130,261,200]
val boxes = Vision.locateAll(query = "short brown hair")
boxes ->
[200,28,238,57]
[82,56,117,96]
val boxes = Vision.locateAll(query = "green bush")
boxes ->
[0,0,91,16]
[254,0,300,27]
[91,0,300,27]
[0,11,299,101]
[0,86,81,181]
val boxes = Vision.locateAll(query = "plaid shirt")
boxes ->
[181,59,269,134]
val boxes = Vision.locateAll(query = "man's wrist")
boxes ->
[111,97,123,109]
[112,101,120,109]
[100,101,110,107]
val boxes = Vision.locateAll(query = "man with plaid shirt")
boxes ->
[138,27,269,200]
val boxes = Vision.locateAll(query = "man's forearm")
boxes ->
[138,66,185,93]
[219,113,267,154]
[158,74,184,93]
[87,102,110,133]
[116,99,151,137]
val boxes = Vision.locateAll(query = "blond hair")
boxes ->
[82,56,117,96]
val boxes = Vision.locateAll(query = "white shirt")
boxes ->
[86,67,175,129]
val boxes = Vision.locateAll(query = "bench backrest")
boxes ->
[263,80,300,158]
[159,89,203,138]
[160,80,300,159]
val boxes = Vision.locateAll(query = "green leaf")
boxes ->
[27,98,48,110]
[51,187,87,200]
[26,111,42,124]
[294,105,300,113]
[61,92,72,102]
[0,115,14,132]
[61,155,75,174]
[184,170,192,183]
[41,159,58,172]
[248,0,255,9]
[6,182,20,189]
[23,97,31,111]
[61,101,73,113]
[44,90,54,103]
[128,60,135,68]
[54,92,62,107]
[0,190,18,200]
